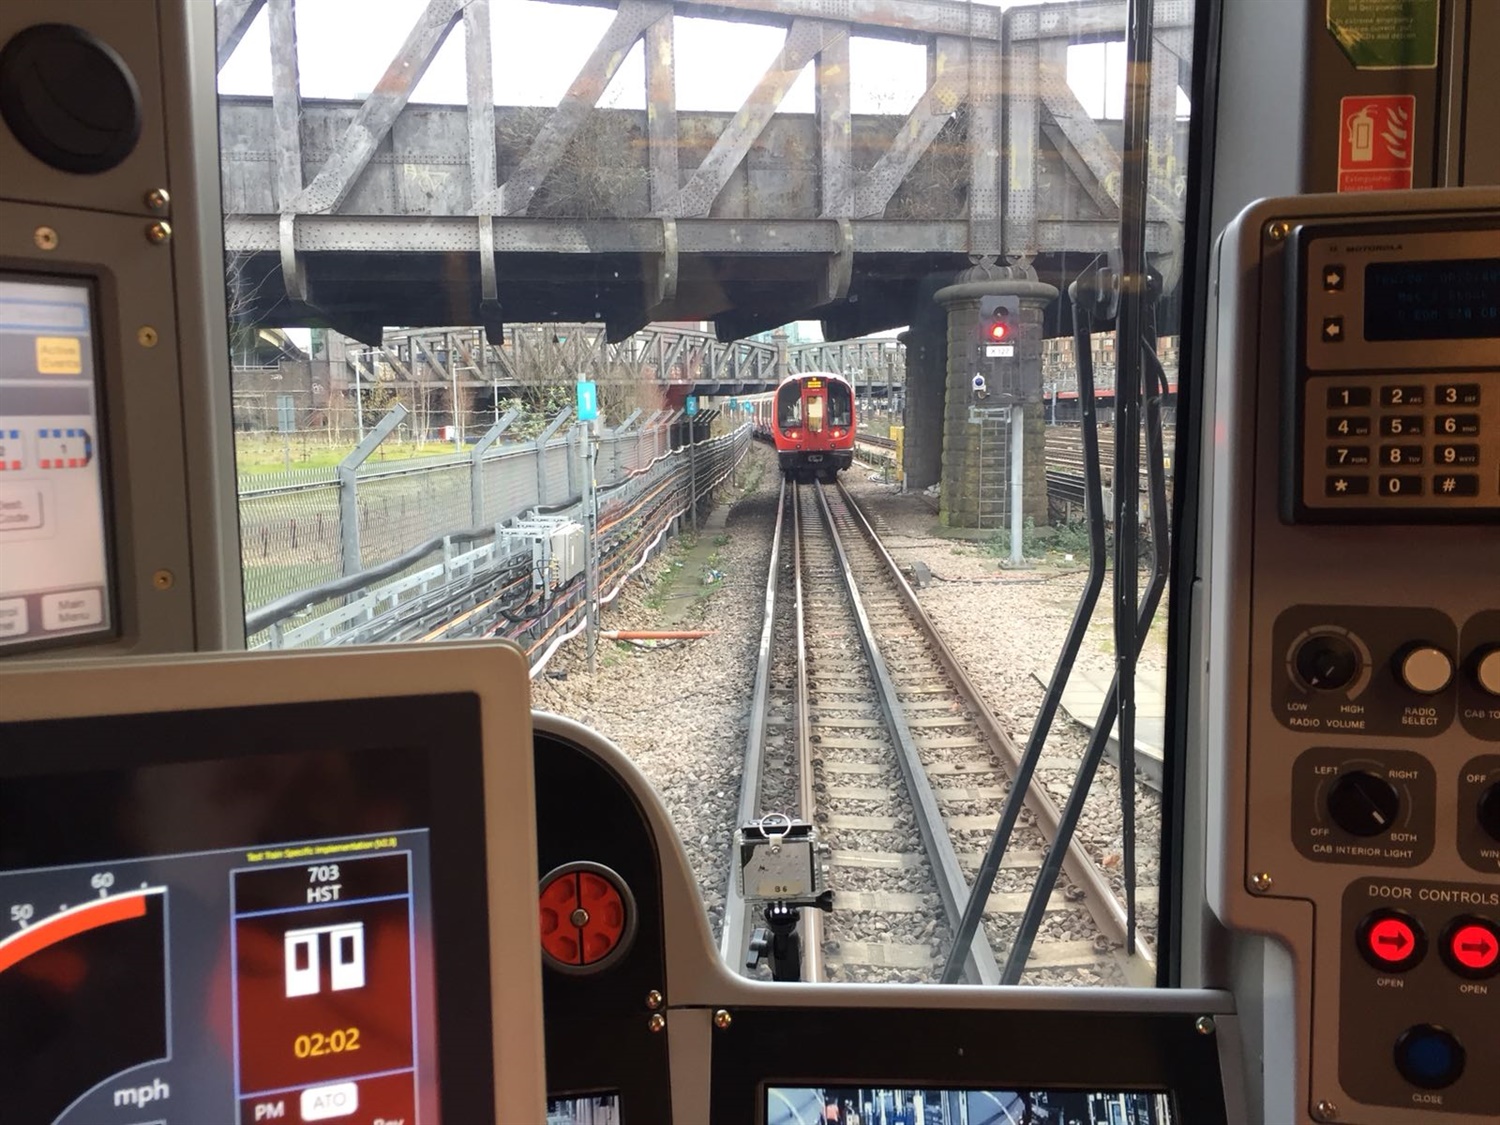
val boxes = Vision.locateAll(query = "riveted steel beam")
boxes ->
[646,13,680,214]
[967,37,1002,256]
[495,0,671,216]
[850,37,967,219]
[465,0,500,303]
[216,0,266,71]
[816,29,852,217]
[224,214,1149,255]
[678,19,849,217]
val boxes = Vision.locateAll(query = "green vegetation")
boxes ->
[977,517,1109,565]
[235,434,459,475]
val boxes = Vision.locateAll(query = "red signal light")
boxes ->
[986,321,1010,342]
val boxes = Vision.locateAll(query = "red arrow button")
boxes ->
[1448,922,1499,974]
[1367,916,1419,965]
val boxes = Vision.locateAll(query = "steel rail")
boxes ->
[790,483,823,981]
[720,476,788,971]
[834,479,1156,985]
[813,480,1002,987]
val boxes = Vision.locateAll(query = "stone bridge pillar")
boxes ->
[934,266,1058,530]
[898,277,952,491]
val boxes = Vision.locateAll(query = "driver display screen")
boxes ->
[767,1085,1174,1125]
[0,273,112,650]
[0,696,494,1125]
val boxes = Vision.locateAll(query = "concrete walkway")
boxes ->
[1031,663,1167,790]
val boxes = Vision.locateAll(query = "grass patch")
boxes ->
[236,436,460,474]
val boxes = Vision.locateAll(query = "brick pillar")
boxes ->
[933,274,1059,529]
[898,272,954,492]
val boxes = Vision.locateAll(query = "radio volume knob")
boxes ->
[1327,771,1401,838]
[1294,634,1360,691]
[1397,645,1454,695]
[1475,648,1500,697]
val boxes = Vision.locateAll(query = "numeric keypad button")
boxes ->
[1329,416,1372,437]
[1379,474,1424,497]
[1380,415,1423,437]
[1325,475,1371,497]
[1434,444,1480,466]
[1327,446,1371,467]
[1380,385,1424,407]
[1436,414,1480,437]
[1380,444,1424,466]
[1328,386,1372,408]
[1435,384,1480,407]
[1433,474,1480,497]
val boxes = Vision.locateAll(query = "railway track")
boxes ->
[724,476,1155,986]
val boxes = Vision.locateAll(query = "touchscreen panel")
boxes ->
[767,1085,1174,1125]
[0,697,495,1125]
[0,274,111,648]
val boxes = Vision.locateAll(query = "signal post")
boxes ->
[933,265,1057,533]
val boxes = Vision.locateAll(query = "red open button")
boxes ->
[1358,910,1425,972]
[1442,917,1500,979]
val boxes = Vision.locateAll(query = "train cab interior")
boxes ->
[0,1,1497,1123]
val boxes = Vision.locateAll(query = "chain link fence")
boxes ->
[238,407,743,642]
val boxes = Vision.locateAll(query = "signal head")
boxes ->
[976,295,1020,347]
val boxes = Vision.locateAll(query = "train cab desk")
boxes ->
[0,649,1231,1125]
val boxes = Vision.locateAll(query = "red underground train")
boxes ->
[747,373,856,481]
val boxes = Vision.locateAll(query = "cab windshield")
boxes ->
[217,0,1195,990]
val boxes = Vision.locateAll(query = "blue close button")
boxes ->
[1394,1025,1466,1090]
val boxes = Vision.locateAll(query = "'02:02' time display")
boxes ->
[293,1027,362,1058]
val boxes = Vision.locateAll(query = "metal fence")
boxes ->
[238,406,742,648]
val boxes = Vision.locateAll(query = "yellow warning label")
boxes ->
[36,337,82,375]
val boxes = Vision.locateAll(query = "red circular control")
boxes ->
[1357,910,1425,972]
[538,863,634,972]
[1442,917,1500,979]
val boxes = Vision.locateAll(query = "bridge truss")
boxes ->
[216,0,1191,345]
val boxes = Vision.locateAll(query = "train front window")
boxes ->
[216,0,1196,988]
[776,382,803,429]
[827,383,852,429]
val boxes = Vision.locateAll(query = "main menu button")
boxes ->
[40,588,102,631]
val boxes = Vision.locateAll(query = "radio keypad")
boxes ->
[1302,374,1497,514]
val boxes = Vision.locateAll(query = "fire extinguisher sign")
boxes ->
[1338,95,1416,192]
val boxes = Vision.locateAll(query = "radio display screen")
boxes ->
[768,1085,1174,1124]
[1364,258,1500,340]
[0,697,495,1124]
[0,273,111,650]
